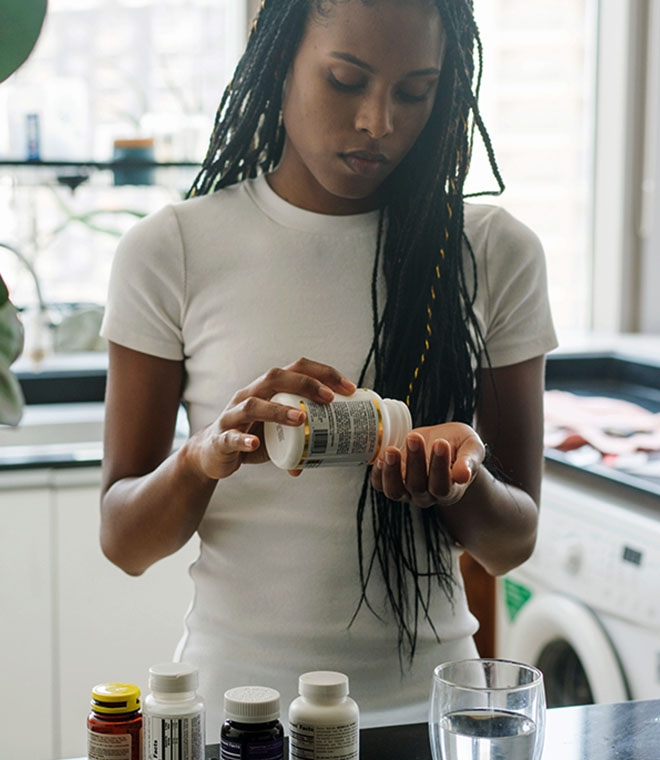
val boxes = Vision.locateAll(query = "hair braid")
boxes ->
[190,0,504,662]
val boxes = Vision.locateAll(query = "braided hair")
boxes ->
[189,0,504,661]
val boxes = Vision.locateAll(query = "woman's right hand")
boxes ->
[190,357,356,480]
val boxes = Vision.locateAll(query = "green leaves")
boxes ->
[0,0,48,83]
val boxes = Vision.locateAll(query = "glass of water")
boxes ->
[429,659,546,760]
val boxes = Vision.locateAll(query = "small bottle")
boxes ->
[221,686,284,760]
[288,672,359,760]
[87,682,142,760]
[264,389,412,469]
[143,663,205,760]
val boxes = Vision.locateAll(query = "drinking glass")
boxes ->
[429,659,546,760]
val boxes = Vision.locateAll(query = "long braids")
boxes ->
[190,0,504,661]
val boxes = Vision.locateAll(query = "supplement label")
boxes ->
[88,730,133,760]
[299,399,381,468]
[221,736,284,760]
[289,721,359,760]
[145,714,204,760]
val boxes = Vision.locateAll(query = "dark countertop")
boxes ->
[203,700,660,760]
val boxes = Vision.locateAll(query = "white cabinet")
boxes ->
[0,479,54,760]
[0,467,200,760]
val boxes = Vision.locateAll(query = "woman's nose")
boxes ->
[354,92,394,139]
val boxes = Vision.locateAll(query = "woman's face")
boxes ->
[269,0,445,215]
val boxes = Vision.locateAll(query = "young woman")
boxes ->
[100,0,557,737]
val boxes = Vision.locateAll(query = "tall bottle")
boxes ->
[143,663,205,760]
[288,672,359,760]
[264,389,412,469]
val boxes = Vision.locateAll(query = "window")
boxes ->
[467,0,597,333]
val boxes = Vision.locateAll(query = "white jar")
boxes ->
[264,388,412,470]
[143,663,205,760]
[288,671,359,760]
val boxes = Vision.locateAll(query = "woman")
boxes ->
[100,0,557,737]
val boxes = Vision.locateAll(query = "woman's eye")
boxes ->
[396,87,432,104]
[328,70,365,93]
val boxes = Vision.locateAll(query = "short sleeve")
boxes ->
[481,207,558,367]
[100,205,185,360]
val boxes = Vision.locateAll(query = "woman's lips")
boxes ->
[341,151,389,177]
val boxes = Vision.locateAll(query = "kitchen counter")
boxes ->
[201,699,659,760]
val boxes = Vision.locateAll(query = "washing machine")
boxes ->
[496,460,660,707]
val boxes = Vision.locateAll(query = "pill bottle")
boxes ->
[264,388,412,470]
[288,671,359,760]
[143,662,205,760]
[221,686,284,760]
[87,682,142,760]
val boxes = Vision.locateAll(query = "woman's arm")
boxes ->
[101,343,356,576]
[371,354,546,576]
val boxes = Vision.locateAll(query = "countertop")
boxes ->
[207,700,659,760]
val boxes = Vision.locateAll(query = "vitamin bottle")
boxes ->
[264,388,412,470]
[143,663,205,760]
[221,686,284,760]
[87,682,142,760]
[288,672,359,760]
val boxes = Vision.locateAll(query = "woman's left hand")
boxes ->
[371,422,486,508]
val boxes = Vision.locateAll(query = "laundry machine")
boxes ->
[496,459,660,707]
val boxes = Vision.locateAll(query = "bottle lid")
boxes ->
[382,399,413,449]
[91,683,141,715]
[224,686,281,723]
[298,671,349,700]
[149,662,199,693]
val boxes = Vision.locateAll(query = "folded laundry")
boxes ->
[544,389,660,456]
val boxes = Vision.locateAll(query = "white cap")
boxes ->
[381,399,412,449]
[148,663,199,693]
[224,686,280,723]
[298,671,349,700]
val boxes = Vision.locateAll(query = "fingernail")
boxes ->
[341,377,357,392]
[287,408,303,422]
[385,450,396,466]
[407,436,420,452]
[244,436,256,448]
[376,458,383,470]
[319,386,334,402]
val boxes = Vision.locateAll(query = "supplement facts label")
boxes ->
[221,737,284,760]
[88,730,133,760]
[299,399,381,467]
[289,721,359,760]
[145,715,204,760]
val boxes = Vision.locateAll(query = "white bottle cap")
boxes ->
[298,671,349,700]
[224,686,281,723]
[381,399,412,449]
[148,663,199,693]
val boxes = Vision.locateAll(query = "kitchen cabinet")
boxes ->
[0,467,200,760]
[0,480,54,760]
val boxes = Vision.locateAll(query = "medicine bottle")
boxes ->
[264,388,412,470]
[221,686,284,760]
[288,671,359,760]
[143,662,205,760]
[87,682,142,760]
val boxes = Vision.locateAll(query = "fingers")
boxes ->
[220,394,306,432]
[450,434,486,485]
[284,356,357,396]
[371,427,483,508]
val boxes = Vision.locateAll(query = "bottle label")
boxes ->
[289,721,359,760]
[145,714,204,760]
[88,729,133,760]
[221,736,284,760]
[296,398,382,468]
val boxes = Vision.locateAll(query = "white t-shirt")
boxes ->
[101,174,557,738]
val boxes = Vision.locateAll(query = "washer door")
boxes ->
[505,592,630,707]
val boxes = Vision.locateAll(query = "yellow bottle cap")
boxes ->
[91,683,141,714]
